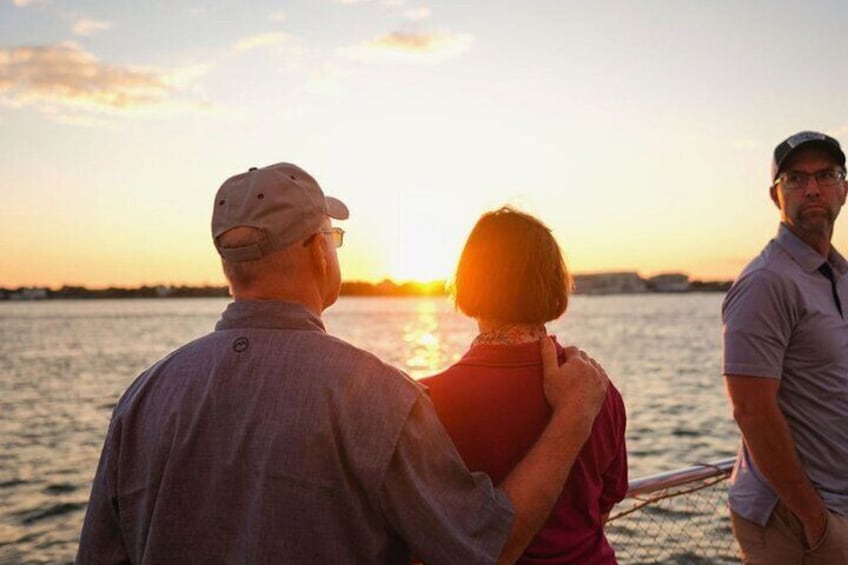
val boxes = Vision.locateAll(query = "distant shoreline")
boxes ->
[0,275,732,301]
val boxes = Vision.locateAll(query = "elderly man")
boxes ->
[77,162,610,564]
[723,131,848,563]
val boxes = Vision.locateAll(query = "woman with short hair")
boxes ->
[423,206,628,564]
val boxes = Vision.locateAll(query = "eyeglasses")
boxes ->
[303,227,345,248]
[310,228,344,247]
[323,227,344,248]
[772,168,846,191]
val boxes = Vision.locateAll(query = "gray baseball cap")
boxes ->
[212,162,349,262]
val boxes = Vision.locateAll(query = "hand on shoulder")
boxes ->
[539,337,609,427]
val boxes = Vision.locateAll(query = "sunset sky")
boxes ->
[3,0,848,288]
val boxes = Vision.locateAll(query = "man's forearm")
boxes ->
[734,398,827,538]
[495,410,594,565]
[727,375,826,525]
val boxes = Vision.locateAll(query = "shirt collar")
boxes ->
[215,299,326,332]
[775,222,848,275]
[471,324,547,347]
[457,335,563,366]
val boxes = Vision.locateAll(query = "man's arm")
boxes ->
[76,442,129,563]
[725,374,828,547]
[495,338,608,564]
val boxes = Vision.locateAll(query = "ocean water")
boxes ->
[0,294,737,563]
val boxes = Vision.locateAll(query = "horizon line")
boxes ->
[0,271,736,293]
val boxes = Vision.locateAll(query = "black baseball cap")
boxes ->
[772,131,846,180]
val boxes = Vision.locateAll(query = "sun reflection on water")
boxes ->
[402,300,447,379]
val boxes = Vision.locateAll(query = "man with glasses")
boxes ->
[77,162,610,564]
[723,131,848,563]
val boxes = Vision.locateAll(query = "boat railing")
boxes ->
[606,456,738,564]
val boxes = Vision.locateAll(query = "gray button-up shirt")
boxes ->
[723,223,848,524]
[77,300,513,563]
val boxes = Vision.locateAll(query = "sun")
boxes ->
[387,233,458,282]
[380,211,470,283]
[337,193,485,285]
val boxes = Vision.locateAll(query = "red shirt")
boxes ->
[422,339,628,564]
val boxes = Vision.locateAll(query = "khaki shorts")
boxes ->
[731,501,848,564]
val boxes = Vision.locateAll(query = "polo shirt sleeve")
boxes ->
[722,269,795,379]
[379,395,514,565]
[599,389,629,514]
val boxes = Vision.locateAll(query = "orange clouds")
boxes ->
[0,43,168,109]
[339,31,472,63]
[0,43,210,123]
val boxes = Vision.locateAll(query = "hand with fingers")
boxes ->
[540,337,610,427]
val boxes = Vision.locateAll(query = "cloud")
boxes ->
[231,32,289,53]
[404,6,430,20]
[72,19,113,37]
[0,43,210,122]
[13,0,41,6]
[339,31,472,63]
[163,63,213,88]
[230,33,307,70]
[269,10,287,22]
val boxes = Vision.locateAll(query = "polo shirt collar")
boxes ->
[215,299,326,332]
[775,222,848,275]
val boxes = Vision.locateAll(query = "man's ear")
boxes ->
[308,234,328,275]
[769,183,781,210]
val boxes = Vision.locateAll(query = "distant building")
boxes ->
[647,273,690,292]
[573,272,647,295]
[9,287,49,300]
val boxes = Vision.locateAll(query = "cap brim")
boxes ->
[326,196,349,220]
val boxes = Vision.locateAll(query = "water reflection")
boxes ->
[402,300,445,379]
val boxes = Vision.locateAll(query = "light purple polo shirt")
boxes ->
[722,223,848,525]
[77,299,513,564]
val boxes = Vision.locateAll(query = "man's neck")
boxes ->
[783,222,833,258]
[232,284,325,317]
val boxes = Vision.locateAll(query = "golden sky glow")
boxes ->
[2,2,848,288]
